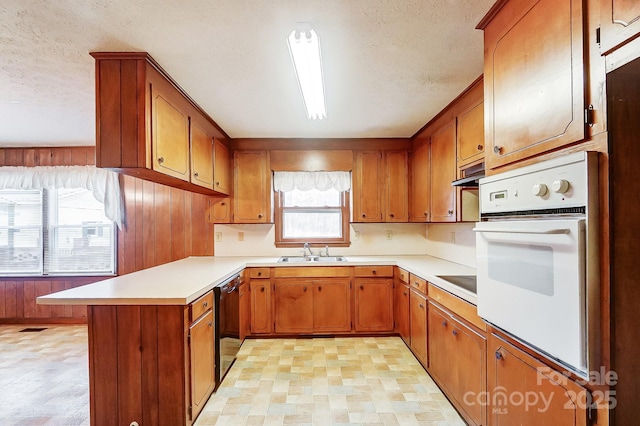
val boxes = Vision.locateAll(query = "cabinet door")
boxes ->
[213,139,231,195]
[394,282,410,345]
[190,119,214,189]
[354,279,393,332]
[429,304,486,426]
[600,1,640,55]
[209,197,231,223]
[313,279,351,333]
[234,151,271,223]
[353,151,383,222]
[409,290,427,365]
[410,140,430,222]
[189,309,215,420]
[482,0,585,169]
[457,100,484,166]
[249,279,272,334]
[488,333,588,426]
[384,151,409,222]
[274,280,313,333]
[150,78,190,181]
[239,282,250,341]
[430,120,456,222]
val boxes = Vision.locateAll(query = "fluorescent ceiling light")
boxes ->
[287,27,326,120]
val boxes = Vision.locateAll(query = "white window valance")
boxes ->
[273,171,351,192]
[0,166,124,228]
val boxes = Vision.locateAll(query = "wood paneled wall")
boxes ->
[0,146,214,324]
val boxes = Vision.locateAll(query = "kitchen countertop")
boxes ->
[37,255,477,306]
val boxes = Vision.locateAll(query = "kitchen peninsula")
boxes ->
[37,255,476,426]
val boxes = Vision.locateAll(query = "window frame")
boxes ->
[274,190,351,248]
[0,188,117,277]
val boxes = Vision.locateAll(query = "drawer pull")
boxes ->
[202,301,208,309]
[495,350,504,360]
[452,330,458,336]
[208,321,213,328]
[372,270,377,275]
[442,320,447,327]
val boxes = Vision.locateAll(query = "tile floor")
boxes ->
[195,337,464,426]
[0,326,464,425]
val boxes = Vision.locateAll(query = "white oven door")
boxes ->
[474,218,586,373]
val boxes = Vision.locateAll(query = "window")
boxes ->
[0,189,116,276]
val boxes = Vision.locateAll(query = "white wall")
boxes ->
[425,222,477,267]
[213,223,428,257]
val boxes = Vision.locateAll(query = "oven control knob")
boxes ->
[531,183,548,197]
[552,179,570,194]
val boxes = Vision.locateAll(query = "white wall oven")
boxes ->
[474,152,599,378]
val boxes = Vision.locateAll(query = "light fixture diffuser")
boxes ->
[287,27,326,120]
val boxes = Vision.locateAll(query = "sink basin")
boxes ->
[435,275,477,294]
[277,256,347,263]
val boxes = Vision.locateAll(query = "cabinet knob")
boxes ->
[493,145,503,155]
[452,330,458,336]
[477,144,483,151]
[441,320,447,327]
[257,272,262,276]
[389,213,395,218]
[216,181,220,186]
[447,209,453,215]
[258,213,263,218]
[221,202,225,206]
[260,287,265,292]
[157,156,165,164]
[372,270,377,275]
[403,291,408,296]
[318,286,322,292]
[303,286,307,292]
[130,422,139,426]
[495,350,504,360]
[194,172,199,178]
[360,285,364,290]
[362,213,366,218]
[419,303,424,309]
[208,321,213,327]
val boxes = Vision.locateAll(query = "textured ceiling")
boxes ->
[0,0,495,147]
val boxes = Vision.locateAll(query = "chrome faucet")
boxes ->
[303,242,313,257]
[325,245,330,257]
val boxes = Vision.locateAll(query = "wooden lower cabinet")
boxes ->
[394,281,410,344]
[189,309,215,420]
[354,278,394,332]
[274,278,351,334]
[428,302,486,426]
[409,289,428,366]
[487,332,588,426]
[87,301,214,426]
[238,281,250,341]
[249,279,272,334]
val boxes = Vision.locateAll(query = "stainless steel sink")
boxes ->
[278,256,347,263]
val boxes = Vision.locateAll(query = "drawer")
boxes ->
[354,266,393,277]
[396,267,409,284]
[428,283,486,332]
[248,268,270,279]
[190,290,213,322]
[274,266,350,278]
[409,274,427,294]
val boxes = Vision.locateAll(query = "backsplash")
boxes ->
[213,223,428,257]
[425,222,476,268]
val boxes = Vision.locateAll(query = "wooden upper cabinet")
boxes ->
[189,116,215,189]
[353,150,409,223]
[213,139,231,195]
[600,0,640,55]
[430,120,457,222]
[384,150,409,222]
[410,140,430,222]
[234,150,271,223]
[457,100,484,167]
[353,150,383,222]
[478,0,586,170]
[91,52,228,196]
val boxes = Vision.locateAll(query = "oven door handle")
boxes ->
[472,227,570,235]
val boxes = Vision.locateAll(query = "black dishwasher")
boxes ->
[213,274,241,387]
